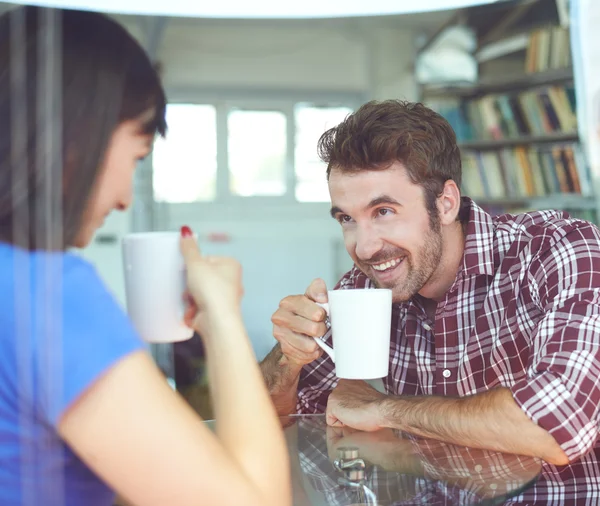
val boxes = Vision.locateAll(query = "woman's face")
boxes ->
[73,119,153,248]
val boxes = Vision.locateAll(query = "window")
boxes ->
[228,109,287,197]
[152,104,217,203]
[151,98,356,204]
[294,104,353,202]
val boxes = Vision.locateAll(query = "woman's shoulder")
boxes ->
[0,242,101,289]
[0,242,127,331]
[0,243,146,427]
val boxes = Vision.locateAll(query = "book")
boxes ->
[525,25,571,73]
[460,144,590,199]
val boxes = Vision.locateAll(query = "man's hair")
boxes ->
[0,6,167,250]
[317,100,462,223]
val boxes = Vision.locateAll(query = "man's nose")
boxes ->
[355,225,383,262]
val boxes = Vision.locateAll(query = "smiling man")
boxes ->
[259,100,600,501]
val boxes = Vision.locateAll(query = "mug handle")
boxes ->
[314,302,335,363]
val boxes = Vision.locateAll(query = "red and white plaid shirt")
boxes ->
[296,198,600,503]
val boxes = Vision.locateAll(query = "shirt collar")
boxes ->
[459,197,496,277]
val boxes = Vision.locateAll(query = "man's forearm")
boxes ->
[260,344,303,416]
[378,387,569,465]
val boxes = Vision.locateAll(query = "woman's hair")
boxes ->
[0,6,167,250]
[318,100,462,226]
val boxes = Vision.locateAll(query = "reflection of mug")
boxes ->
[314,289,392,379]
[122,232,194,343]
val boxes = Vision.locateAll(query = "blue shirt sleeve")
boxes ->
[34,254,147,427]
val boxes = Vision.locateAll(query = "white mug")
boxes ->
[122,231,194,343]
[314,288,392,379]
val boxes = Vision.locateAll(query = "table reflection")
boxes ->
[206,414,541,505]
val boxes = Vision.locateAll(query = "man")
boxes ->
[260,100,600,501]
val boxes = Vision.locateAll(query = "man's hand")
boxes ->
[260,278,331,416]
[271,278,329,367]
[326,380,387,432]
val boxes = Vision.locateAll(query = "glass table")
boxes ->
[205,414,541,506]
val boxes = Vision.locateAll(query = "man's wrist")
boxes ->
[278,351,305,376]
[261,344,303,398]
[376,395,405,431]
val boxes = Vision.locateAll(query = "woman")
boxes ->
[0,6,290,506]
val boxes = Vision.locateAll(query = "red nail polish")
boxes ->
[180,225,192,237]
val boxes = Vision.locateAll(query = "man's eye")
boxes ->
[377,208,393,217]
[338,215,353,224]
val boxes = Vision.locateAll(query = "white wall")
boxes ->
[368,26,419,101]
[159,20,369,92]
[146,17,422,98]
[78,209,131,309]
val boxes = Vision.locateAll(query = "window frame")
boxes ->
[150,88,365,211]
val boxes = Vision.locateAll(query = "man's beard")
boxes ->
[364,224,443,303]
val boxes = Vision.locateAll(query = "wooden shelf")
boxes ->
[458,132,579,150]
[422,67,573,97]
[473,194,597,210]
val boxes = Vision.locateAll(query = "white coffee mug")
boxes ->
[122,231,194,343]
[314,288,392,379]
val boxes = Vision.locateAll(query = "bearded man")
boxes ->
[260,100,600,502]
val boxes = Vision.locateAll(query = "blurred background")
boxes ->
[2,0,595,416]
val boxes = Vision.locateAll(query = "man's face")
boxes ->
[329,162,443,303]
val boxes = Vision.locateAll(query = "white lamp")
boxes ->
[8,0,503,18]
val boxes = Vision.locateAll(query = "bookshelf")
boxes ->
[419,0,596,223]
[475,195,597,210]
[458,132,579,150]
[422,66,574,98]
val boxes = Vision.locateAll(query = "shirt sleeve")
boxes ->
[34,255,147,427]
[510,221,600,462]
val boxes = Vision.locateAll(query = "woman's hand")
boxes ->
[179,226,244,334]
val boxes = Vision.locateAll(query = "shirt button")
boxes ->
[442,369,451,378]
[423,323,432,331]
[474,464,483,473]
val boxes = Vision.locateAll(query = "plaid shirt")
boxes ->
[297,198,600,503]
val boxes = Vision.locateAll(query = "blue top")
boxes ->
[0,242,146,505]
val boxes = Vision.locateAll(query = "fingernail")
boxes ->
[180,225,192,237]
[316,293,327,302]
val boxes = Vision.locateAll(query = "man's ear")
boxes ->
[436,180,461,226]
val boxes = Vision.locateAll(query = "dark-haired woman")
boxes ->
[0,7,290,506]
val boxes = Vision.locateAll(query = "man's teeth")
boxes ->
[372,257,402,272]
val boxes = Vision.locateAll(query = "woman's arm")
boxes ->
[59,347,288,506]
[199,305,292,506]
[58,231,291,506]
